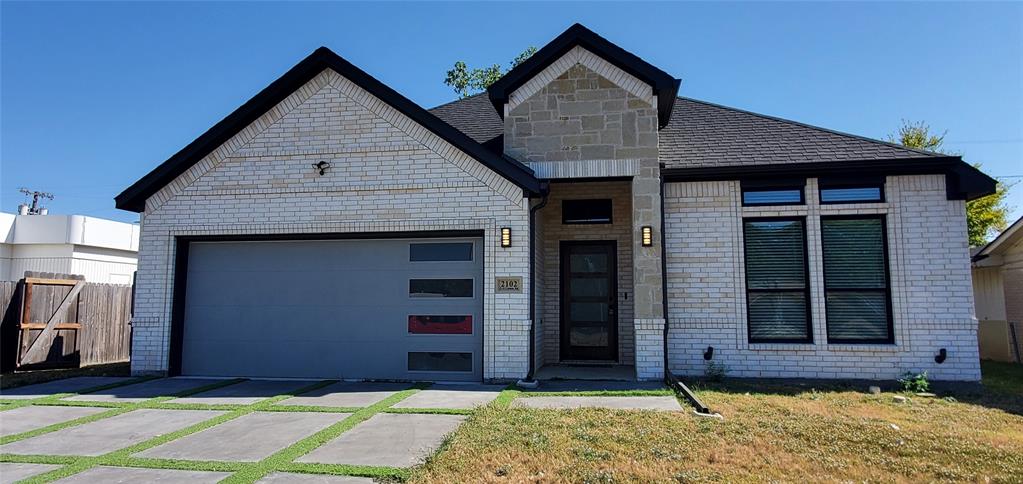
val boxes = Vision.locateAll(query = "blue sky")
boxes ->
[2,1,1021,224]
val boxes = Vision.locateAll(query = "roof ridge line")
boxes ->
[677,96,949,159]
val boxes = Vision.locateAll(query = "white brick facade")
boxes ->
[131,69,532,381]
[663,175,981,381]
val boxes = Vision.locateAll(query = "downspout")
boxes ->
[660,176,713,415]
[519,181,550,387]
[659,177,671,381]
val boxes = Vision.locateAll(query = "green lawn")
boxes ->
[411,364,1023,483]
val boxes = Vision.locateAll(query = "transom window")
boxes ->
[819,177,885,203]
[822,216,893,343]
[741,179,806,206]
[562,199,613,224]
[742,218,812,343]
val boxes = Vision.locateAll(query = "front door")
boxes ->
[560,241,618,361]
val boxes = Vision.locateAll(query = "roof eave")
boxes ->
[661,156,997,202]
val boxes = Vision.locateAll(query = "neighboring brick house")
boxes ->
[116,24,995,382]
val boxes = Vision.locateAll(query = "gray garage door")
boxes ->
[180,237,484,381]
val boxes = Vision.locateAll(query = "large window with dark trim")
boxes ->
[822,216,893,343]
[562,199,612,224]
[743,218,812,342]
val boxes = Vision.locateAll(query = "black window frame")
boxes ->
[818,176,886,204]
[407,351,473,372]
[408,278,475,298]
[820,214,894,344]
[742,216,814,344]
[741,178,807,207]
[562,199,613,225]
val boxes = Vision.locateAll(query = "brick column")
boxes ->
[632,158,665,380]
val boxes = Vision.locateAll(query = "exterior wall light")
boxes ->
[501,227,512,248]
[641,226,653,247]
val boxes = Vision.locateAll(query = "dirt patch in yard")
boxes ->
[410,375,1023,483]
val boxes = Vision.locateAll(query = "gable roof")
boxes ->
[430,93,997,201]
[115,47,541,212]
[974,216,1023,261]
[486,23,681,128]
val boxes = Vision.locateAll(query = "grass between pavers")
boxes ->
[5,378,335,483]
[221,383,432,483]
[382,407,472,416]
[0,375,160,411]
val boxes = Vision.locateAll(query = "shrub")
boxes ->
[898,371,930,393]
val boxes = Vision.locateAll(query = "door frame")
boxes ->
[559,240,619,362]
[167,229,484,377]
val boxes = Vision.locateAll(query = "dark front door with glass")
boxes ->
[560,241,618,361]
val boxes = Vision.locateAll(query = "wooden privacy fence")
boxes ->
[0,274,133,372]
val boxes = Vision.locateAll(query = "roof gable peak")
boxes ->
[487,23,680,127]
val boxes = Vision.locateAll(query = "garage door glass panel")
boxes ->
[409,279,473,298]
[408,352,472,372]
[409,243,473,262]
[408,315,472,334]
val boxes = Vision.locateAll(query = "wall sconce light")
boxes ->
[935,348,947,364]
[641,226,653,247]
[704,346,714,360]
[500,227,512,248]
[312,160,331,176]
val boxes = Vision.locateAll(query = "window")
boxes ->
[409,242,473,262]
[741,179,805,206]
[408,352,472,372]
[562,199,612,224]
[822,216,893,343]
[819,177,885,204]
[743,218,811,342]
[408,315,472,334]
[409,279,473,298]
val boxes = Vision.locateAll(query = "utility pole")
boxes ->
[18,188,54,215]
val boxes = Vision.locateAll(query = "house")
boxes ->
[971,216,1023,362]
[116,24,995,382]
[0,212,139,285]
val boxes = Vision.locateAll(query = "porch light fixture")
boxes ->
[641,226,653,247]
[500,227,512,248]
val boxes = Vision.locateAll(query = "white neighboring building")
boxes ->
[0,213,140,285]
[972,216,1023,362]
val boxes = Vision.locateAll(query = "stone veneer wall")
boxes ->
[663,175,981,381]
[132,69,532,381]
[538,181,635,365]
[503,64,658,164]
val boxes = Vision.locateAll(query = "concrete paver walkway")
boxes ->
[0,462,61,482]
[392,383,502,409]
[0,409,223,456]
[137,411,347,462]
[0,405,108,437]
[65,378,217,403]
[52,466,230,483]
[257,472,375,483]
[297,413,466,467]
[171,379,315,405]
[278,381,411,408]
[513,396,683,411]
[0,377,131,399]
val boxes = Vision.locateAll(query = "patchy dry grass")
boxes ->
[410,374,1023,483]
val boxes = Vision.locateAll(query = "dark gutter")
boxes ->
[661,157,997,201]
[525,182,551,382]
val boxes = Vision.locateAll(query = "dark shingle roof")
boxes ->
[429,94,942,169]
[430,93,503,145]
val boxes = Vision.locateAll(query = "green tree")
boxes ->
[887,120,1014,246]
[444,47,537,98]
